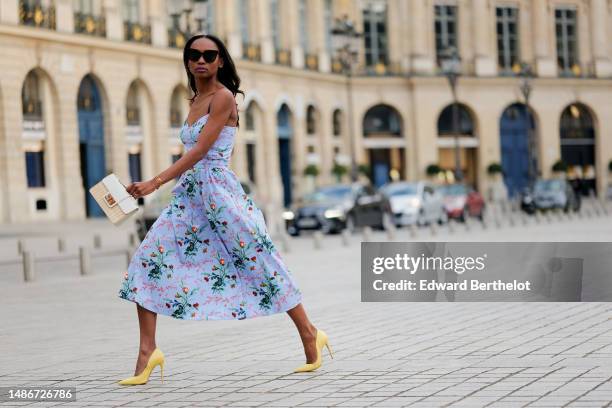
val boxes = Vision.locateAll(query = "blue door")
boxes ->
[500,104,535,198]
[373,162,389,188]
[77,75,106,217]
[277,105,293,208]
[369,148,391,188]
[278,139,292,207]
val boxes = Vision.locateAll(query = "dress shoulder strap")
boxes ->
[206,89,239,127]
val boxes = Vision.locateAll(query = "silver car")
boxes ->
[379,181,448,227]
[533,178,580,212]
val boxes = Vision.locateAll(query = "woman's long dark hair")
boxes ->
[183,34,244,127]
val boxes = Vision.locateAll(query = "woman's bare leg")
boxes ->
[133,303,158,375]
[287,303,318,363]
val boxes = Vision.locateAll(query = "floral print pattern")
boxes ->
[119,114,303,320]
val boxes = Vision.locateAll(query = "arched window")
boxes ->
[22,70,46,188]
[306,105,317,134]
[277,103,292,138]
[560,104,594,140]
[77,74,98,111]
[22,71,43,120]
[169,87,184,128]
[332,109,342,137]
[126,82,140,126]
[363,104,401,136]
[560,103,596,195]
[437,103,474,136]
[246,103,256,131]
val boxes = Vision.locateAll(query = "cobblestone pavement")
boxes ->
[2,214,612,407]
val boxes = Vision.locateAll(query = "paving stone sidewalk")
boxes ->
[1,216,612,407]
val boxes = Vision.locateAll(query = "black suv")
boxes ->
[283,182,392,236]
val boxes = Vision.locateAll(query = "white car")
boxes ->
[380,181,448,227]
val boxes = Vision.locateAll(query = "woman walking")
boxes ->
[118,34,332,385]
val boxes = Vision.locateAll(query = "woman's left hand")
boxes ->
[126,179,157,199]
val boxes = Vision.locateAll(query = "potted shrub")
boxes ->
[331,162,348,183]
[551,159,568,178]
[357,163,371,183]
[487,162,503,179]
[303,164,319,193]
[486,162,506,202]
[303,163,319,177]
[425,163,442,182]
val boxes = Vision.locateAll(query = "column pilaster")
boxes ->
[410,0,435,74]
[591,0,612,77]
[472,0,497,76]
[533,0,556,77]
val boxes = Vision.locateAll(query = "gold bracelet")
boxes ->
[154,176,164,189]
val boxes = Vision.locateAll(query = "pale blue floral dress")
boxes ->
[119,113,303,320]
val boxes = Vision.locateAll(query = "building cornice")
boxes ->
[2,23,611,88]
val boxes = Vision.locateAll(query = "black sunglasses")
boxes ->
[187,48,219,63]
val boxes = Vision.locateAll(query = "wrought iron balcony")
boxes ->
[361,61,403,76]
[19,0,56,29]
[304,53,319,71]
[331,57,345,74]
[559,63,585,78]
[167,28,186,49]
[124,21,151,44]
[275,48,292,67]
[167,27,186,49]
[242,42,262,62]
[498,66,518,77]
[74,12,106,37]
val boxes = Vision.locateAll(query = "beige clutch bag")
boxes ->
[89,173,140,226]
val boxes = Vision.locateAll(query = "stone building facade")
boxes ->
[0,0,611,224]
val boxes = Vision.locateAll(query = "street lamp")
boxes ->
[331,14,362,182]
[512,61,536,188]
[192,0,209,33]
[440,46,463,182]
[167,0,209,48]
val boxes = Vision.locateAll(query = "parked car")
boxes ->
[136,178,262,241]
[439,183,485,222]
[519,187,536,215]
[532,178,581,213]
[379,181,447,227]
[283,182,392,236]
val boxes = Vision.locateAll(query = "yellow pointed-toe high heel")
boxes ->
[294,329,334,373]
[118,348,165,385]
